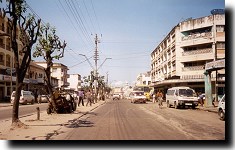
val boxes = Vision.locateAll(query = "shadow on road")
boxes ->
[64,119,94,128]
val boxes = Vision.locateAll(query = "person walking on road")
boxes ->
[157,91,163,109]
[78,90,84,106]
[86,90,92,107]
[152,92,156,103]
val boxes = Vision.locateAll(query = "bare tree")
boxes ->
[33,23,66,113]
[1,0,41,126]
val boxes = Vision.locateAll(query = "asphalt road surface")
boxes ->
[53,98,225,140]
[0,103,48,121]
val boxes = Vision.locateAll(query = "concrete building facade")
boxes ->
[0,14,29,101]
[68,74,82,91]
[136,71,151,86]
[150,11,225,96]
[35,62,70,88]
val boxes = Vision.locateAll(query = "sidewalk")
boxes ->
[0,100,107,140]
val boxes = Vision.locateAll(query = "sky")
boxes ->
[10,0,226,86]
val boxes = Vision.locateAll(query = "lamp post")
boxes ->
[79,54,94,70]
[98,58,112,71]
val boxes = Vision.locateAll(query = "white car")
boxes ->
[113,93,120,100]
[11,90,35,105]
[38,95,49,103]
[130,91,147,103]
[218,94,225,121]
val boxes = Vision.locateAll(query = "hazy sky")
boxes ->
[24,0,225,86]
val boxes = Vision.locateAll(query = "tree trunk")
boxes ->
[45,59,57,113]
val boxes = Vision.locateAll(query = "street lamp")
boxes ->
[98,58,112,71]
[79,54,94,70]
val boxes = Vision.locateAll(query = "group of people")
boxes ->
[152,90,164,109]
[73,89,104,107]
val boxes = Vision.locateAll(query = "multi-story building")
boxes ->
[150,10,225,96]
[27,61,47,95]
[68,74,82,91]
[0,14,28,101]
[35,62,70,88]
[136,71,151,86]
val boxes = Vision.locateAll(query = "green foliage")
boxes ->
[33,23,66,61]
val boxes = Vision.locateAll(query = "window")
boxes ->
[52,68,57,72]
[0,53,4,64]
[216,42,225,49]
[216,25,224,32]
[0,38,4,48]
[6,55,11,67]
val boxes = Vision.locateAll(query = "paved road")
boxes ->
[53,98,225,140]
[0,103,48,121]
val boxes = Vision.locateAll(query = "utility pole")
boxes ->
[94,34,100,103]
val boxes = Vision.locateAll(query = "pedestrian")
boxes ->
[86,90,92,106]
[78,90,84,106]
[73,91,78,101]
[152,92,156,103]
[34,90,38,103]
[157,90,163,109]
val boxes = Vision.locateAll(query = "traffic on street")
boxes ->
[52,98,225,140]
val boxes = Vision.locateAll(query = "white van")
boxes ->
[166,87,198,109]
[11,90,35,105]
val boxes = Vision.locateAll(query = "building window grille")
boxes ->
[216,42,225,49]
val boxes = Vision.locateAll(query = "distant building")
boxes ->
[150,11,225,96]
[68,74,81,91]
[35,62,70,88]
[136,71,151,86]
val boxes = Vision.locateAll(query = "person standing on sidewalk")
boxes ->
[86,90,92,107]
[157,90,163,109]
[78,90,84,106]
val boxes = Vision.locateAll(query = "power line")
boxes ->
[82,0,96,33]
[90,0,102,34]
[57,0,92,51]
[69,56,93,68]
[64,0,94,46]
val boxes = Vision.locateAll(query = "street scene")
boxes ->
[0,98,224,140]
[0,0,229,147]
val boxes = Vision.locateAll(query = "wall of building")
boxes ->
[150,12,225,95]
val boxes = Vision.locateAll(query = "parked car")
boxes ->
[130,91,147,103]
[38,95,49,103]
[11,90,35,105]
[113,93,121,100]
[218,94,225,121]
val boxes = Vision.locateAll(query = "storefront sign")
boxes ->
[23,78,30,83]
[30,79,38,84]
[3,75,11,81]
[205,59,225,71]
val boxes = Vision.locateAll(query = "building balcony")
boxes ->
[181,32,214,47]
[0,61,4,65]
[172,55,176,61]
[182,65,204,71]
[37,78,44,84]
[182,32,212,41]
[63,82,70,87]
[182,48,212,56]
[0,43,5,49]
